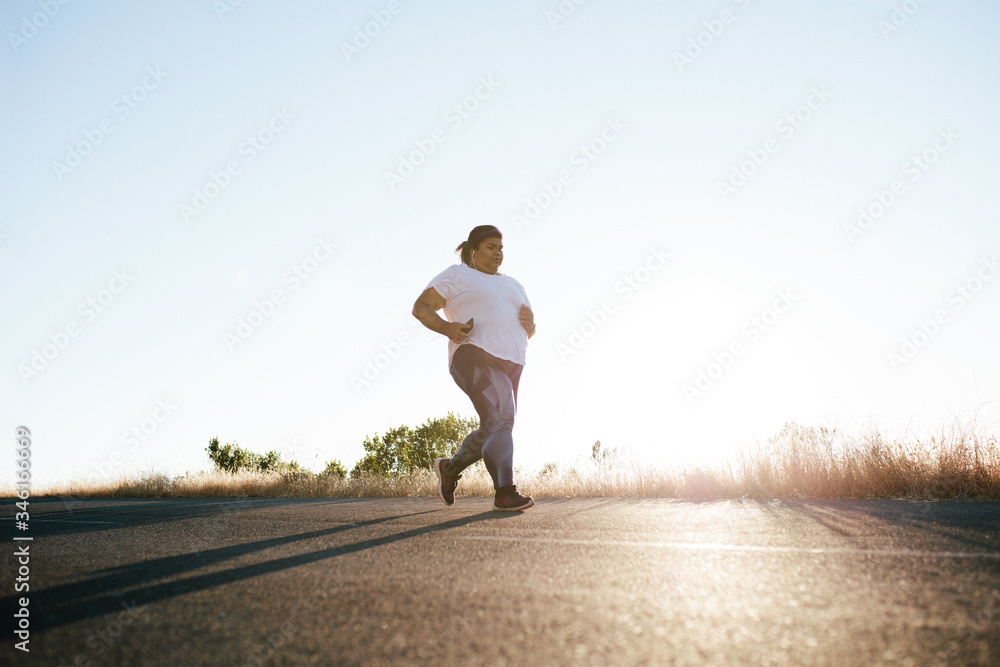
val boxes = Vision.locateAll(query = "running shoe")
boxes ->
[493,484,534,511]
[434,458,461,506]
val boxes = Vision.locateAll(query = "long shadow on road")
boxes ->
[22,497,364,538]
[759,500,1000,551]
[7,508,517,632]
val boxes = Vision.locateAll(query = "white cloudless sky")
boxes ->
[2,0,999,484]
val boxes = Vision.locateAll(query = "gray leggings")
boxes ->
[445,344,523,489]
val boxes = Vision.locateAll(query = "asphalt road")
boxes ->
[2,496,999,666]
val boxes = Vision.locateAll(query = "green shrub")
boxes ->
[321,459,348,479]
[206,437,301,474]
[350,412,479,478]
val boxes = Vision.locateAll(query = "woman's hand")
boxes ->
[519,304,535,338]
[442,321,471,343]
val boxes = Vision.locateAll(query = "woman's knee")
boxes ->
[468,428,487,447]
[482,414,514,435]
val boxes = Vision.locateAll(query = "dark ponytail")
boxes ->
[455,225,502,266]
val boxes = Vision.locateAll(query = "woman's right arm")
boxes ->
[412,288,468,343]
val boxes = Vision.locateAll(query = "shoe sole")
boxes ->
[434,458,454,506]
[493,498,534,512]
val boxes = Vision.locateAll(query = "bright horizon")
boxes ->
[3,0,999,485]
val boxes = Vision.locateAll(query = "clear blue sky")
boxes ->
[3,0,999,484]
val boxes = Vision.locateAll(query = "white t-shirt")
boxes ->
[424,263,531,367]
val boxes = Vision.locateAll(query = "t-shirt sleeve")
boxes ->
[425,265,458,302]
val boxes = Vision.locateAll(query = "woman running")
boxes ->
[412,225,536,511]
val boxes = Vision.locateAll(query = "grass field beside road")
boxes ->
[13,422,999,501]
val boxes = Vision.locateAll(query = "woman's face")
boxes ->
[471,236,503,274]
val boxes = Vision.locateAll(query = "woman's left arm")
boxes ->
[519,304,535,339]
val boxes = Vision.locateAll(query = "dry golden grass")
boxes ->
[32,467,499,500]
[12,423,1000,500]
